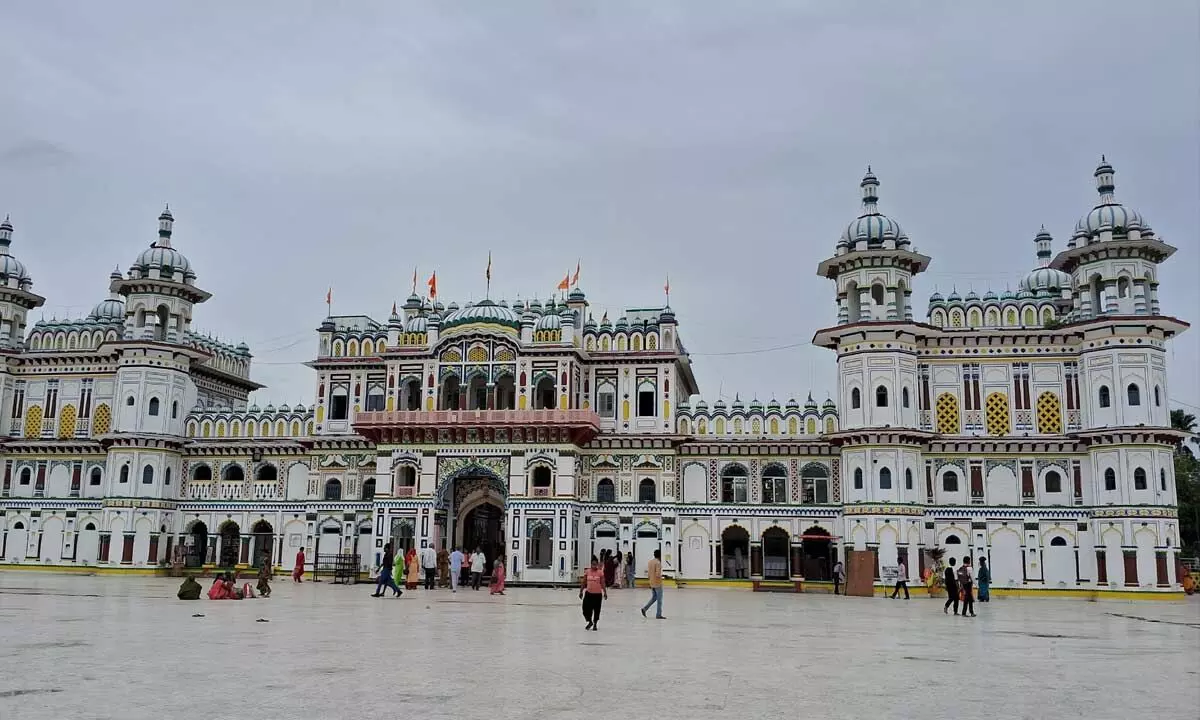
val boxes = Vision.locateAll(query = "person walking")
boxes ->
[470,547,486,591]
[372,543,403,598]
[976,557,991,602]
[640,549,666,619]
[832,559,845,595]
[891,559,910,599]
[449,547,465,593]
[392,546,406,593]
[957,556,976,617]
[489,556,506,595]
[405,547,420,590]
[625,552,635,588]
[292,547,305,583]
[421,544,437,590]
[943,557,959,615]
[580,555,608,631]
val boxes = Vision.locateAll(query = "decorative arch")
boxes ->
[433,462,508,511]
[590,519,619,538]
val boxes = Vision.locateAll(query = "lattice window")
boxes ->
[935,393,959,434]
[57,404,77,439]
[23,405,43,439]
[984,392,1010,436]
[92,404,112,435]
[1036,391,1063,434]
[466,346,488,363]
[495,348,515,362]
[440,348,462,362]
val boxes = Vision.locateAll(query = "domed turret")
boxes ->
[1020,226,1071,293]
[1072,157,1151,245]
[785,398,800,410]
[130,205,195,282]
[839,168,908,250]
[804,394,818,411]
[0,216,33,289]
[89,293,126,321]
[535,312,562,332]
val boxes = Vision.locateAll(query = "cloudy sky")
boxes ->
[1,1,1197,412]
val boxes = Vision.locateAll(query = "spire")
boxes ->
[157,204,174,247]
[1094,156,1115,203]
[1034,225,1053,265]
[0,214,12,249]
[860,166,880,215]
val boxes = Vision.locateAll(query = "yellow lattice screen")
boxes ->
[984,392,1010,436]
[440,348,461,362]
[467,346,488,362]
[935,393,959,434]
[1036,392,1063,434]
[495,348,515,362]
[92,403,111,435]
[24,405,43,438]
[58,404,77,439]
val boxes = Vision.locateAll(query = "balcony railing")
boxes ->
[395,486,415,498]
[531,487,551,498]
[354,409,601,429]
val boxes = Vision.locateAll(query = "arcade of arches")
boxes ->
[715,525,833,581]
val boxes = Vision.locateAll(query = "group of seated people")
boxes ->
[177,568,271,601]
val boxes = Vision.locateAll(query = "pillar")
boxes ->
[836,296,849,324]
[903,290,914,321]
[886,287,899,321]
[1104,280,1119,313]
[1133,280,1148,314]
[1149,282,1161,314]
[858,288,872,322]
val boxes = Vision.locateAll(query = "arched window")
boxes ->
[1160,468,1167,491]
[19,468,31,485]
[1154,385,1161,407]
[193,465,212,482]
[89,467,102,486]
[878,467,892,490]
[1036,392,1063,434]
[142,465,154,484]
[904,468,913,490]
[164,468,172,486]
[596,478,615,503]
[762,465,787,504]
[531,466,552,493]
[1126,384,1140,406]
[945,535,962,545]
[1044,471,1062,494]
[871,283,885,308]
[324,479,342,500]
[534,376,556,411]
[148,397,160,416]
[1098,385,1111,408]
[395,466,416,490]
[853,468,863,490]
[1133,468,1147,490]
[875,385,889,407]
[942,471,959,492]
[984,392,1010,436]
[851,388,861,409]
[119,465,129,484]
[527,523,553,569]
[800,464,830,504]
[256,465,277,481]
[902,387,910,408]
[1104,468,1116,491]
[361,478,376,501]
[171,401,179,419]
[1049,536,1068,547]
[222,465,244,482]
[638,478,656,503]
[721,465,748,503]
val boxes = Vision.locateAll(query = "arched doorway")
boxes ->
[251,520,273,568]
[801,526,832,580]
[77,521,100,564]
[390,519,415,555]
[218,521,240,567]
[720,525,749,579]
[762,527,790,579]
[186,521,208,568]
[460,502,504,576]
[439,466,508,577]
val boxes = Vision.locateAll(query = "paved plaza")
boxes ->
[0,573,1196,719]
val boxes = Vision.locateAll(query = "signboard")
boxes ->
[881,565,899,583]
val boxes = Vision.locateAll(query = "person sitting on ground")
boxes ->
[178,575,202,600]
[207,576,231,600]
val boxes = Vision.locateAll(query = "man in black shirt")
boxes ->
[943,557,959,615]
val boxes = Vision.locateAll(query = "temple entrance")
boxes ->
[186,521,208,568]
[218,521,240,568]
[251,520,273,568]
[720,526,750,579]
[762,527,790,579]
[460,501,505,576]
[801,526,833,581]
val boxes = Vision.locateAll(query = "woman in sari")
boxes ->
[489,557,506,595]
[976,557,991,602]
[405,548,420,590]
[625,552,635,588]
[603,551,616,588]
[207,576,230,600]
[393,547,406,593]
[614,553,626,590]
[292,548,305,583]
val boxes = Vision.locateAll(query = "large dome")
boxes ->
[1072,159,1150,243]
[440,299,520,332]
[838,169,908,248]
[1019,267,1071,294]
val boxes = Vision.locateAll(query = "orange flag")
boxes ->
[571,260,580,287]
[557,271,570,291]
[325,288,332,305]
[427,271,437,300]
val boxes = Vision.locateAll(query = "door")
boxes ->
[680,529,710,579]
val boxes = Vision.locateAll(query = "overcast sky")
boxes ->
[1,1,1197,413]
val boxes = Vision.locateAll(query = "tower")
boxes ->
[105,207,209,500]
[0,216,45,349]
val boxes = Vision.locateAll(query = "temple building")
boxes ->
[0,159,1189,594]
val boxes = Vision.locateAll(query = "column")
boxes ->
[836,296,849,324]
[1149,282,1161,314]
[1133,280,1148,314]
[903,290,914,321]
[1078,288,1092,317]
[858,288,872,322]
[1104,280,1119,313]
[886,287,899,321]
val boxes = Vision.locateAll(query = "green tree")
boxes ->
[1171,409,1199,554]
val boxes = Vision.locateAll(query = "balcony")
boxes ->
[353,409,602,445]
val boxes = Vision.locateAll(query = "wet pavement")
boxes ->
[0,573,1197,719]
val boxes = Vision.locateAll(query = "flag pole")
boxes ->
[486,252,492,301]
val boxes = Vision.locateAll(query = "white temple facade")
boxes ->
[0,160,1189,595]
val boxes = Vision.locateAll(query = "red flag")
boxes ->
[325,288,332,305]
[427,271,437,300]
[664,274,670,298]
[557,271,570,291]
[571,260,580,287]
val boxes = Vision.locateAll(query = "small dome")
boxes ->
[0,216,32,284]
[615,316,629,330]
[713,399,727,411]
[1016,289,1034,300]
[965,290,980,302]
[928,291,944,303]
[535,313,562,331]
[785,398,800,410]
[236,341,250,354]
[568,287,586,302]
[404,293,422,310]
[839,169,907,248]
[264,403,276,413]
[89,296,125,321]
[823,397,837,410]
[294,403,306,413]
[278,403,291,412]
[695,400,708,411]
[804,394,818,410]
[749,398,763,411]
[1073,158,1149,242]
[132,244,193,278]
[248,403,260,413]
[1019,267,1072,293]
[947,289,962,302]
[405,316,428,333]
[766,398,781,411]
[983,290,998,302]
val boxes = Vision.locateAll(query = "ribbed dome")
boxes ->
[1019,267,1072,293]
[405,316,428,333]
[89,297,125,321]
[1073,158,1150,242]
[130,207,195,280]
[0,216,32,284]
[839,169,908,248]
[535,313,562,331]
[440,299,520,331]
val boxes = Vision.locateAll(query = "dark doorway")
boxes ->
[462,502,505,576]
[801,526,833,580]
[218,521,240,567]
[251,520,273,568]
[762,527,790,579]
[720,526,750,578]
[187,521,208,568]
